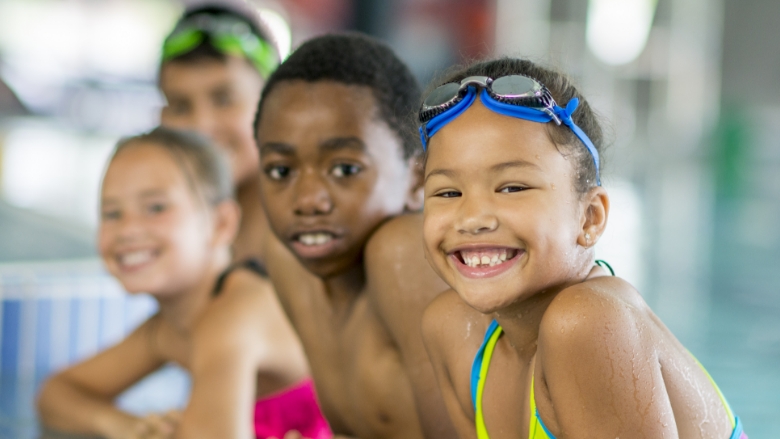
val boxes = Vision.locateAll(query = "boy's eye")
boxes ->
[265,165,291,180]
[331,163,362,178]
[213,91,232,107]
[499,185,527,193]
[436,190,462,198]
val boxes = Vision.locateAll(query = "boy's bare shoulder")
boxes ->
[365,213,425,264]
[364,213,449,331]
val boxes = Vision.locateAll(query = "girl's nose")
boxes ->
[456,195,498,235]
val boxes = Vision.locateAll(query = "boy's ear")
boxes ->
[212,199,242,248]
[577,186,609,248]
[404,155,425,211]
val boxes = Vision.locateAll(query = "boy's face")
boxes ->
[160,56,263,185]
[257,80,418,278]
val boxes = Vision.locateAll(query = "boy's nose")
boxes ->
[293,170,333,216]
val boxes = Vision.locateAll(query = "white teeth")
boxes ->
[120,250,153,267]
[461,250,513,268]
[298,232,333,246]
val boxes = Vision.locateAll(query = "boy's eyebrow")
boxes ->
[260,142,296,156]
[319,137,366,153]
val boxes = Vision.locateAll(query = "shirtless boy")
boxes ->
[255,34,456,438]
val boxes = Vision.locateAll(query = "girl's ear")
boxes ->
[212,199,242,248]
[577,186,609,248]
[404,155,425,211]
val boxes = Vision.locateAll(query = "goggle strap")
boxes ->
[422,88,479,150]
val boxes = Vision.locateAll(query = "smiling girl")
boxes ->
[420,58,746,439]
[37,127,329,439]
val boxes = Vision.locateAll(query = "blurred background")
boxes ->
[0,0,777,437]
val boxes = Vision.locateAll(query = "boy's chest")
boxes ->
[295,296,425,439]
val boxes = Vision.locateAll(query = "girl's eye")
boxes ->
[265,165,291,180]
[331,163,362,178]
[436,190,461,198]
[147,203,167,214]
[101,210,121,221]
[499,185,527,193]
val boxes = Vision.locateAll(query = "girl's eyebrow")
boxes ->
[424,168,455,183]
[491,160,540,172]
[425,160,540,183]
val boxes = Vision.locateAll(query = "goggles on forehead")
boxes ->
[418,75,601,186]
[162,13,279,78]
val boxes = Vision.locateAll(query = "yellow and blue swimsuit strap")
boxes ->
[472,320,503,439]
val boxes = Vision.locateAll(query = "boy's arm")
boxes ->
[364,213,458,438]
[37,318,167,439]
[177,271,308,439]
[538,283,677,438]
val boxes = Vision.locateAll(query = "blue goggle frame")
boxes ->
[418,75,601,186]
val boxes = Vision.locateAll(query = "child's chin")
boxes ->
[458,288,516,314]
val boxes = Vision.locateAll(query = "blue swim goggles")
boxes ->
[418,75,601,186]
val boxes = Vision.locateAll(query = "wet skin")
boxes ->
[257,80,456,438]
[160,56,268,261]
[421,98,734,438]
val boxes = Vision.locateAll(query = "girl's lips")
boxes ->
[449,248,524,279]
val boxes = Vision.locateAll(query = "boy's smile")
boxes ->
[256,80,417,278]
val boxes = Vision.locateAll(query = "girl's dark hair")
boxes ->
[425,58,605,194]
[113,126,233,206]
[255,33,422,160]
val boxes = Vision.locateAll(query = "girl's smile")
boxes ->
[448,245,522,279]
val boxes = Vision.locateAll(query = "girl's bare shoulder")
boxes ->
[538,275,655,368]
[422,290,493,362]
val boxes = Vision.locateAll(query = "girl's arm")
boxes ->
[537,283,677,439]
[37,317,168,439]
[176,271,307,439]
[421,290,485,439]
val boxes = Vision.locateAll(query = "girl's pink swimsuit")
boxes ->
[212,260,331,439]
[254,378,332,439]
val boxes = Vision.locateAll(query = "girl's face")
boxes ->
[98,143,217,296]
[423,98,598,313]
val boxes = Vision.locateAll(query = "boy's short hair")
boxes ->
[114,126,234,206]
[255,33,422,160]
[162,2,275,72]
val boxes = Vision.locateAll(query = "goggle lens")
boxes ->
[424,82,461,107]
[490,75,538,98]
